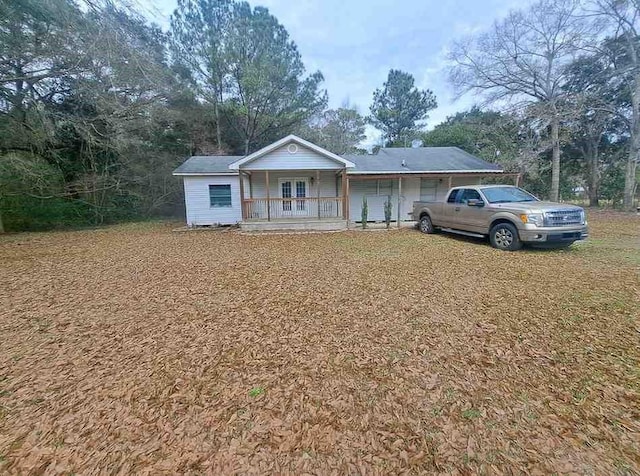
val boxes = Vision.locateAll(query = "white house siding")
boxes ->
[349,175,483,222]
[242,144,344,170]
[183,175,245,226]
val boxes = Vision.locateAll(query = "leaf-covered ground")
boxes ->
[0,211,638,474]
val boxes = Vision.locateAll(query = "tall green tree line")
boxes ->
[0,0,342,231]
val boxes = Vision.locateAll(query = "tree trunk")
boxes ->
[624,134,639,210]
[586,141,600,208]
[244,110,251,155]
[624,83,640,210]
[550,116,561,202]
[214,101,222,154]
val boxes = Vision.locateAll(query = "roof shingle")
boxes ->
[343,147,502,174]
[172,147,502,175]
[173,156,243,174]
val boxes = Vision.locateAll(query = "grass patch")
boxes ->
[248,387,265,398]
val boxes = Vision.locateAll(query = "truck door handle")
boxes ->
[455,207,460,211]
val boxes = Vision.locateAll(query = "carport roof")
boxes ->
[343,147,503,174]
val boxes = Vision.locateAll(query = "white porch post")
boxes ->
[265,170,271,222]
[239,171,246,220]
[317,170,321,218]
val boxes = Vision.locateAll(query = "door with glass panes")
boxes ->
[279,178,309,216]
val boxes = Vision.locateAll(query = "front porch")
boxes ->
[238,168,350,231]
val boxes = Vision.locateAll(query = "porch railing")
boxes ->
[242,197,344,221]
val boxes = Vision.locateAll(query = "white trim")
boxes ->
[228,135,355,169]
[347,169,504,175]
[173,172,239,176]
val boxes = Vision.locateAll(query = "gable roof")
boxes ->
[172,145,503,176]
[343,147,503,174]
[173,156,242,175]
[228,134,355,169]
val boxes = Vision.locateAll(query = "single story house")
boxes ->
[173,134,518,231]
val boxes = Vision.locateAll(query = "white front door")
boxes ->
[280,178,309,216]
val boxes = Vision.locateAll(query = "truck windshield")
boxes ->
[481,186,538,204]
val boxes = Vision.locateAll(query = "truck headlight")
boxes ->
[520,213,544,227]
[580,210,586,225]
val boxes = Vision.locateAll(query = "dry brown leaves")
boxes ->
[0,212,639,474]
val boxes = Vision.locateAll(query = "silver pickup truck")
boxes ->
[412,185,588,250]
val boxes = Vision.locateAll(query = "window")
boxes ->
[362,180,393,196]
[457,188,482,204]
[447,189,460,203]
[377,180,393,196]
[295,180,306,211]
[209,184,232,207]
[420,179,437,201]
[481,186,538,204]
[361,180,378,195]
[281,181,292,211]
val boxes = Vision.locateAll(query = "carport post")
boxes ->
[397,177,402,228]
[341,169,348,220]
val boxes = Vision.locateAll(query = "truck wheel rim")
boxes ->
[421,219,430,232]
[495,228,513,247]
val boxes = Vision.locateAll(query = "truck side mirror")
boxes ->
[467,199,485,207]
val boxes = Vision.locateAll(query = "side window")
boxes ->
[361,180,377,195]
[209,184,232,207]
[458,188,481,204]
[377,179,393,196]
[447,189,459,203]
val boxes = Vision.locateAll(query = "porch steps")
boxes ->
[239,219,348,232]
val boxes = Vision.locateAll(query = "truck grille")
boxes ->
[544,209,583,227]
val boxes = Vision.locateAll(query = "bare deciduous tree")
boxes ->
[592,0,640,209]
[448,0,590,201]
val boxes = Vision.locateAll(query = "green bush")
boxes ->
[383,195,392,229]
[0,195,94,232]
[361,196,368,229]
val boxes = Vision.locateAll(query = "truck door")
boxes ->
[453,188,489,232]
[439,189,461,227]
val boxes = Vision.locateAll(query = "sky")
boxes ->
[139,0,531,145]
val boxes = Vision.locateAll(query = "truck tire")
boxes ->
[419,215,436,234]
[489,222,522,251]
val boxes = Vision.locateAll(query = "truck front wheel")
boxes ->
[489,222,522,251]
[419,215,436,234]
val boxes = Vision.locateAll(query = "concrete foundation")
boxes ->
[240,219,348,232]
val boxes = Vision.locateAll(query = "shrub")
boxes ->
[383,195,392,229]
[361,196,368,229]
